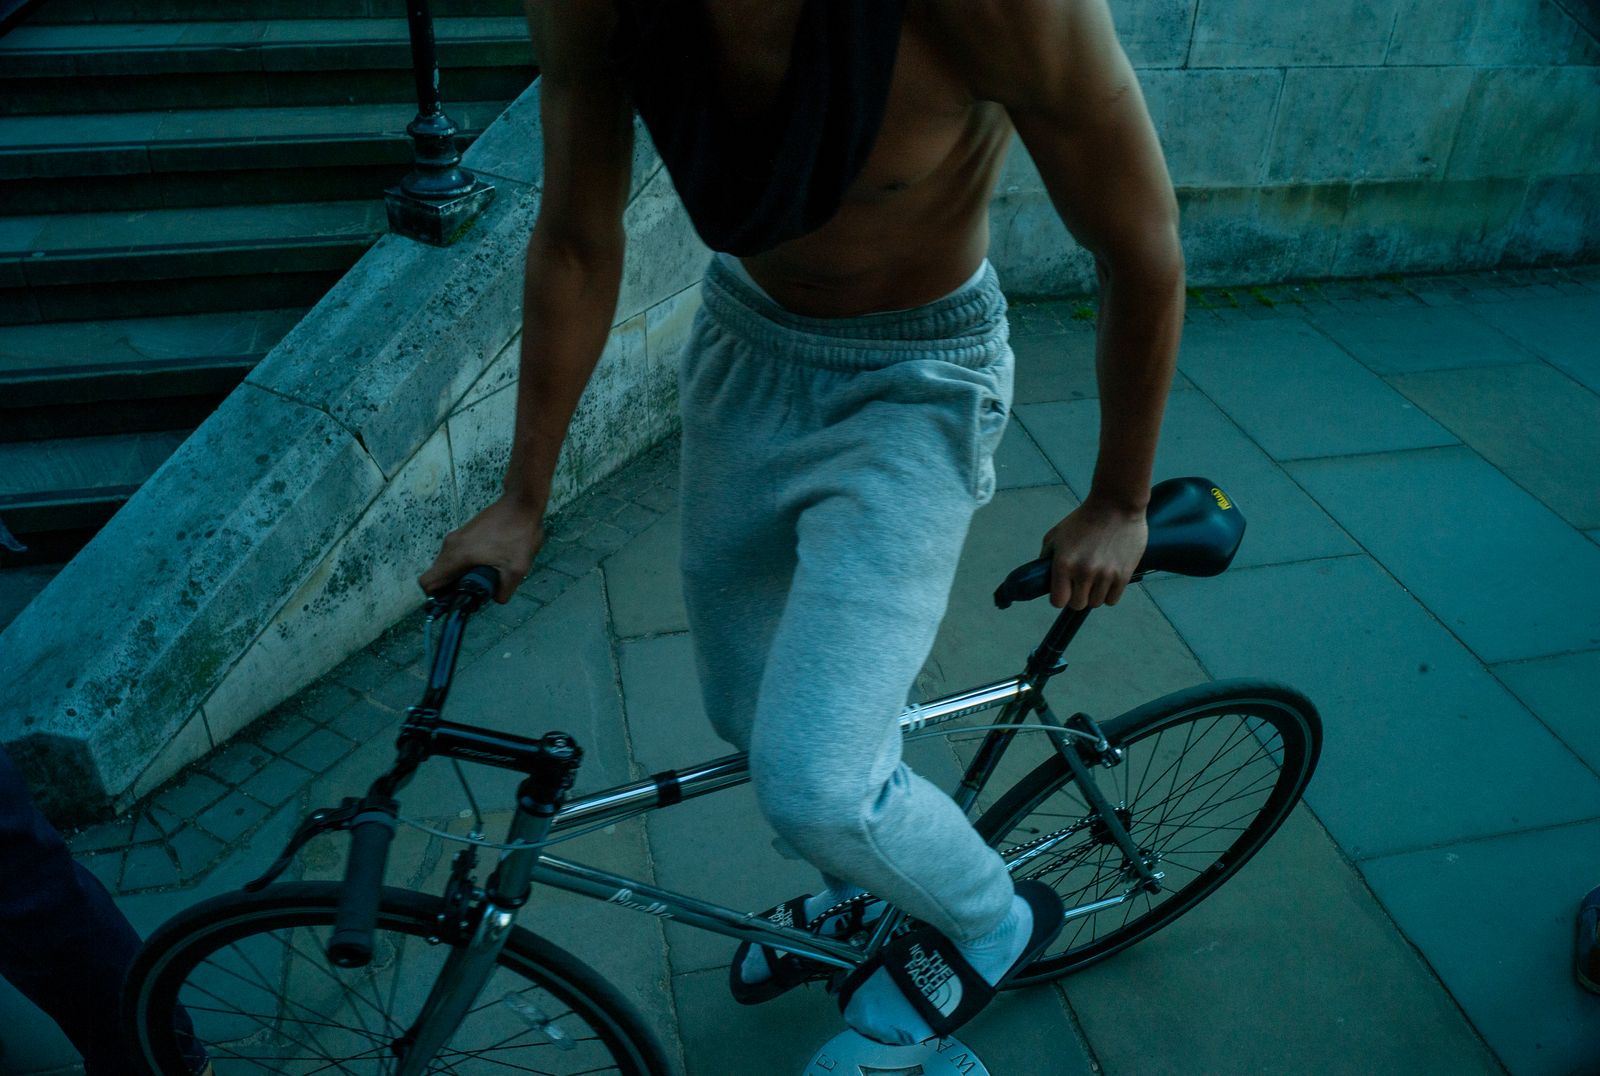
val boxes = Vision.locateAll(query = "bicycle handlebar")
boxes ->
[327,796,399,968]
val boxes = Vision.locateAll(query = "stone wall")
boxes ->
[0,84,709,821]
[991,0,1600,294]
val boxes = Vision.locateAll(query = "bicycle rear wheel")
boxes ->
[123,882,669,1075]
[976,679,1320,985]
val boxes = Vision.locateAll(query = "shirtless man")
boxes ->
[422,0,1183,1046]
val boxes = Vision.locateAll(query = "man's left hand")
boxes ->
[1039,497,1148,610]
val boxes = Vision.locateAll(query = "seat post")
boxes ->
[1025,605,1091,685]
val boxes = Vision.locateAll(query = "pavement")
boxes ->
[5,264,1599,1075]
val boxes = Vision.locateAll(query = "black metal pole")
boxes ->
[387,0,496,244]
[400,0,474,200]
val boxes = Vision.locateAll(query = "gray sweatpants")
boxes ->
[677,253,1016,941]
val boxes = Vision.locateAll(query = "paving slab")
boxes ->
[993,419,1060,490]
[1287,445,1600,663]
[604,506,687,639]
[1492,649,1600,774]
[1385,362,1600,529]
[1466,290,1600,394]
[1017,389,1359,569]
[1144,556,1600,859]
[1064,807,1503,1076]
[1305,302,1540,374]
[1011,329,1097,405]
[423,570,634,803]
[1176,317,1457,460]
[1360,819,1600,1076]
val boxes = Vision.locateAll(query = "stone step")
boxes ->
[1,200,386,324]
[0,99,503,213]
[29,0,523,22]
[0,17,535,114]
[0,428,188,535]
[0,307,304,438]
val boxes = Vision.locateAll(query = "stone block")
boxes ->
[457,81,541,188]
[124,709,213,804]
[247,185,538,477]
[1068,808,1502,1076]
[644,283,700,374]
[454,332,520,414]
[1108,0,1198,66]
[1505,173,1600,265]
[1387,0,1579,64]
[1287,445,1600,663]
[604,507,686,639]
[446,380,518,522]
[1386,362,1600,528]
[1447,65,1600,180]
[617,163,712,323]
[1017,390,1360,569]
[238,756,313,806]
[1176,184,1349,286]
[987,190,1096,298]
[1177,317,1457,459]
[1141,69,1283,187]
[195,788,272,843]
[1467,293,1600,392]
[1190,0,1401,66]
[0,382,382,816]
[1360,820,1600,1075]
[1267,66,1473,183]
[199,426,456,746]
[1334,177,1526,277]
[1494,649,1600,773]
[282,726,356,773]
[1147,555,1600,857]
[1306,302,1538,374]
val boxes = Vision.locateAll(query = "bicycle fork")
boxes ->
[390,744,577,1074]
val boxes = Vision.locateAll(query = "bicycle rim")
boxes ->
[977,679,1320,985]
[125,882,667,1075]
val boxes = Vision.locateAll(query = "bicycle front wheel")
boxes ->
[123,882,670,1075]
[976,679,1321,985]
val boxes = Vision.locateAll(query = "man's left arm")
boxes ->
[1000,0,1185,609]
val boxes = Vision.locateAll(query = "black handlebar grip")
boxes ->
[327,799,398,968]
[458,565,501,608]
[994,558,1052,609]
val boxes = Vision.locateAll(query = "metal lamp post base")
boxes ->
[385,178,497,247]
[803,1031,992,1076]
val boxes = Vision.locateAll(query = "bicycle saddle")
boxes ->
[993,476,1246,608]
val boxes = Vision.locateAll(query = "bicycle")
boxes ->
[122,474,1322,1075]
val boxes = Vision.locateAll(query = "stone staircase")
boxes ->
[0,0,534,628]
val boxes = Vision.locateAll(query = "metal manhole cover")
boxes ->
[802,1031,991,1076]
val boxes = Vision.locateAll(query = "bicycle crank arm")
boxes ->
[1036,703,1164,893]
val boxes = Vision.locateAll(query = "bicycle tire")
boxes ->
[976,678,1321,986]
[123,881,672,1075]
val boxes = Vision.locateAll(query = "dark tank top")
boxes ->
[610,0,908,257]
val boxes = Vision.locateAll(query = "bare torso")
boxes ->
[698,0,1015,317]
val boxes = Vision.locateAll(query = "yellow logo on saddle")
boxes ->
[1211,487,1232,510]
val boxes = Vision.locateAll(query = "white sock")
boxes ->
[843,893,1032,1045]
[740,885,868,984]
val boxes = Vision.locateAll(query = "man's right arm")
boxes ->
[421,0,634,601]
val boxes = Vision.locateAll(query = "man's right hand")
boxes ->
[419,496,545,604]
